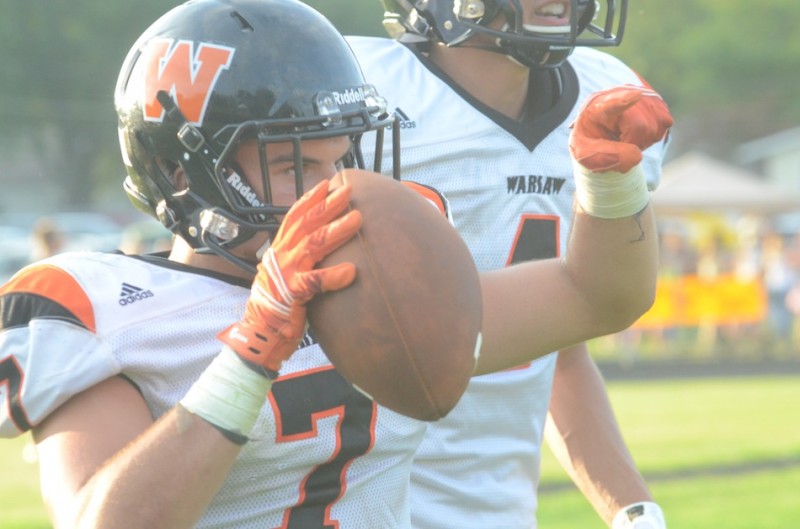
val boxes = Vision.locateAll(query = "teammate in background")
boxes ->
[347,1,670,527]
[0,0,670,528]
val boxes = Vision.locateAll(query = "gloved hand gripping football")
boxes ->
[569,85,674,218]
[218,179,362,376]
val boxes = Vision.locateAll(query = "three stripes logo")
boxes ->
[299,330,317,349]
[393,107,416,129]
[119,282,155,306]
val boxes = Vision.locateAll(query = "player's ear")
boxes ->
[173,167,188,192]
[156,157,187,192]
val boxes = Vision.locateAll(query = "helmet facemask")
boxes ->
[382,0,627,68]
[147,85,398,274]
[198,88,397,272]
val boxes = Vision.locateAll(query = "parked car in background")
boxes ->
[46,212,124,253]
[0,211,125,283]
[119,220,173,255]
[0,225,33,283]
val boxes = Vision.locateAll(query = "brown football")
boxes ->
[306,169,482,421]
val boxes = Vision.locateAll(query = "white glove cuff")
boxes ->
[573,162,649,219]
[612,501,666,529]
[180,346,273,442]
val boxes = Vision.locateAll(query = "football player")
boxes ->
[0,0,669,527]
[347,0,670,527]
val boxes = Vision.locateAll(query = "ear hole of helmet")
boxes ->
[155,158,182,191]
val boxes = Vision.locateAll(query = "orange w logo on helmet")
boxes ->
[142,38,235,125]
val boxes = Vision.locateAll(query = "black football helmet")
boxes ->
[115,0,398,271]
[381,0,627,68]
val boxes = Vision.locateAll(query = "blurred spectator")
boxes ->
[659,223,698,277]
[761,231,796,344]
[29,217,64,261]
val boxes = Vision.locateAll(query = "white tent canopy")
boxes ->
[651,151,800,215]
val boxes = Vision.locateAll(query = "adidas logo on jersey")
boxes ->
[393,107,416,129]
[119,282,154,306]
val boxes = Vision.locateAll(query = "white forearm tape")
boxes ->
[573,162,649,219]
[180,346,272,440]
[612,501,666,529]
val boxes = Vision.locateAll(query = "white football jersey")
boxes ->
[347,36,668,529]
[0,251,426,528]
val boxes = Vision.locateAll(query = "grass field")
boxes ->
[1,375,799,528]
[538,375,800,528]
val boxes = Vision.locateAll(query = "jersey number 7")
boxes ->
[0,356,31,433]
[269,366,375,529]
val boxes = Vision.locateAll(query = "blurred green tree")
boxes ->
[0,1,180,210]
[0,0,797,210]
[609,0,800,158]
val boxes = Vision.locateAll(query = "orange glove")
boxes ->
[569,84,673,173]
[218,179,362,376]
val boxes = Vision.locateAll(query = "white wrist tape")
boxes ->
[180,346,273,441]
[612,501,666,529]
[573,162,649,219]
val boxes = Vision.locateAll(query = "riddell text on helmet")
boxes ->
[227,172,265,209]
[331,87,366,105]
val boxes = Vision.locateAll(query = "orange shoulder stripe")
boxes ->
[401,181,447,217]
[0,264,96,332]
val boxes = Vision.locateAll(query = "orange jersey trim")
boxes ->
[402,181,447,217]
[0,264,96,332]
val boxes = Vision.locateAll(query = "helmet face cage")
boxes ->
[115,0,399,272]
[383,0,627,68]
[199,94,395,265]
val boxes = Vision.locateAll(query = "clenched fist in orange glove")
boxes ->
[219,179,362,377]
[569,85,673,218]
